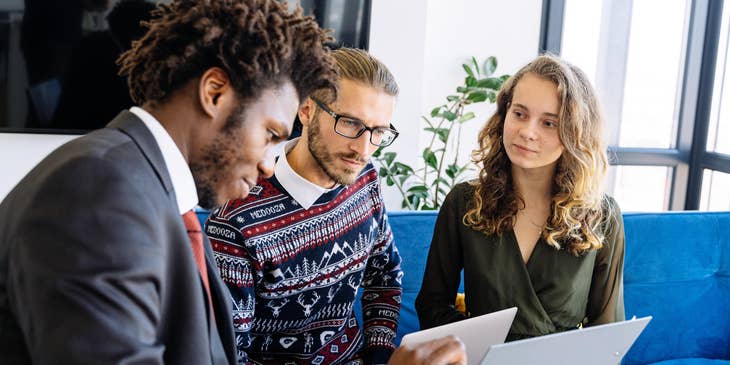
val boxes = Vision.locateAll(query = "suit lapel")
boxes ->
[107,111,175,195]
[108,111,236,363]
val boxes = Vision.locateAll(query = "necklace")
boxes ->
[526,218,545,233]
[517,211,547,233]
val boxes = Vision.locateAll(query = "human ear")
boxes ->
[198,67,231,119]
[298,98,316,127]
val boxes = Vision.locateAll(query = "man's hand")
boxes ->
[387,336,467,365]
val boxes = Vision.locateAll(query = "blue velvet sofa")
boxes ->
[197,210,730,364]
[386,211,730,365]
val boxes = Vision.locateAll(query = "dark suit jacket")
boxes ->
[0,111,236,364]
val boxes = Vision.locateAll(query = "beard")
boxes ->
[190,136,226,210]
[189,109,243,210]
[307,116,368,186]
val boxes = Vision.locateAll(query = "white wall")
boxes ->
[0,134,79,199]
[0,0,543,205]
[369,0,542,209]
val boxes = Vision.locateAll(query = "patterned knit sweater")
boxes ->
[206,163,402,365]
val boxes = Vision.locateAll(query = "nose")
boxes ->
[519,120,539,141]
[258,148,275,179]
[349,131,374,157]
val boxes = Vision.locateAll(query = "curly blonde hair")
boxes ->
[464,54,610,255]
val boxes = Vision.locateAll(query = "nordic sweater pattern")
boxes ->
[206,163,402,365]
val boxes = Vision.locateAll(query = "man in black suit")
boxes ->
[0,0,336,363]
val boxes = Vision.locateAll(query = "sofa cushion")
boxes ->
[622,212,730,365]
[388,211,441,343]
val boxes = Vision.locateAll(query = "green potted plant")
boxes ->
[374,56,508,210]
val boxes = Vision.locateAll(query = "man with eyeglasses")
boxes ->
[206,48,403,364]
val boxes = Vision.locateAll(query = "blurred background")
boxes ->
[0,0,728,212]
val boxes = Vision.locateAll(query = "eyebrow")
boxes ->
[325,103,360,121]
[512,102,559,119]
[333,108,391,129]
[274,120,290,141]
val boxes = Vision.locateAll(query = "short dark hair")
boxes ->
[118,0,337,107]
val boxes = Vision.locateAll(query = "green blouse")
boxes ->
[415,182,625,340]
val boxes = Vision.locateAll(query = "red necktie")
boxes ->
[182,210,215,316]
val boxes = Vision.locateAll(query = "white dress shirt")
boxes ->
[274,138,338,210]
[130,106,198,214]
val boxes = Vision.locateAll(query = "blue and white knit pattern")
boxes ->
[206,163,402,365]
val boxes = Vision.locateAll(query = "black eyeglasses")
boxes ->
[312,98,399,147]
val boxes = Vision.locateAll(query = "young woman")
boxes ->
[416,54,625,341]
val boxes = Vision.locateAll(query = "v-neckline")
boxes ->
[510,229,542,267]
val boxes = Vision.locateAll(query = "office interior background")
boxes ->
[0,0,728,213]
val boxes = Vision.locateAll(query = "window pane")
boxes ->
[609,165,671,211]
[618,0,689,148]
[561,0,602,85]
[699,169,730,211]
[706,0,730,155]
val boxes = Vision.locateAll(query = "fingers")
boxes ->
[423,335,467,365]
[388,336,467,365]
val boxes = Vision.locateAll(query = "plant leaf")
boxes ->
[487,90,497,103]
[407,185,429,193]
[446,95,460,102]
[431,127,449,143]
[467,90,488,103]
[386,176,394,186]
[472,56,480,77]
[383,151,397,165]
[465,76,477,87]
[477,77,503,90]
[442,111,457,121]
[445,164,459,179]
[431,106,442,117]
[456,112,475,123]
[379,166,389,177]
[394,162,414,175]
[423,149,438,169]
[425,127,449,143]
[484,56,497,77]
[462,64,474,78]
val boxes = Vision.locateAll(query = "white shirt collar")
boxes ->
[275,138,338,210]
[130,107,198,214]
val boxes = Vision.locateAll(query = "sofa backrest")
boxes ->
[197,209,730,362]
[385,210,730,364]
[621,211,730,364]
[386,211,450,344]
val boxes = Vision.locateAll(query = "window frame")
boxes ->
[540,0,728,210]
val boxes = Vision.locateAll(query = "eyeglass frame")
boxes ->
[311,98,399,147]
